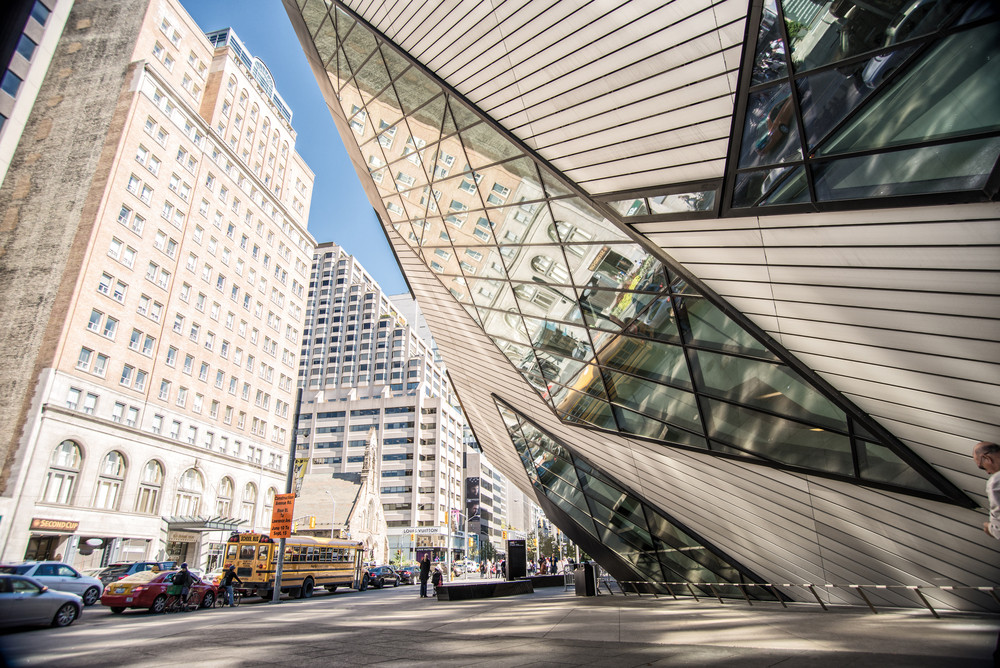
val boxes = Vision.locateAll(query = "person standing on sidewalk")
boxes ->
[972,440,1000,666]
[418,554,431,598]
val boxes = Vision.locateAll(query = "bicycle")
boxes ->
[215,587,242,608]
[163,594,193,613]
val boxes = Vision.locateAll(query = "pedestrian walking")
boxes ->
[418,553,431,598]
[972,441,1000,666]
[220,564,242,607]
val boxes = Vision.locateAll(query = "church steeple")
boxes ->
[362,426,380,486]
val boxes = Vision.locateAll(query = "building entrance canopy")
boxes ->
[163,516,246,533]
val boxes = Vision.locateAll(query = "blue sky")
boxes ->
[182,0,407,295]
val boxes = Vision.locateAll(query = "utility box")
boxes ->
[574,562,597,596]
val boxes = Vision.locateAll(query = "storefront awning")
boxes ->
[163,516,246,532]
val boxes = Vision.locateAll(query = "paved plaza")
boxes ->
[2,583,997,666]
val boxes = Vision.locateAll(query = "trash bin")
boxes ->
[574,562,596,596]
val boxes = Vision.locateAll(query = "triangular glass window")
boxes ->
[497,399,774,596]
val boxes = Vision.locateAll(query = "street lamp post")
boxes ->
[446,509,472,580]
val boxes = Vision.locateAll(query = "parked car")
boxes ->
[0,562,103,606]
[100,569,217,614]
[365,565,399,589]
[96,561,175,586]
[204,567,225,586]
[398,565,419,585]
[0,574,82,628]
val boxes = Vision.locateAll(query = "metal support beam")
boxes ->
[806,584,828,611]
[851,585,879,615]
[686,583,700,602]
[909,587,939,619]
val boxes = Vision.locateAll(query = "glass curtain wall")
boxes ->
[293,0,967,504]
[730,0,1000,208]
[497,398,775,598]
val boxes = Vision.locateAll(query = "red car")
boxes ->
[100,569,217,614]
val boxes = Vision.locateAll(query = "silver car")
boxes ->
[0,574,82,628]
[0,561,103,606]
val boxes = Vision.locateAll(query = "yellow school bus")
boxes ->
[225,532,364,598]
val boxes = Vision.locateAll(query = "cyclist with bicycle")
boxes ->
[220,564,242,607]
[173,563,193,609]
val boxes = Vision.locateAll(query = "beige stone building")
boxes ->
[0,0,315,571]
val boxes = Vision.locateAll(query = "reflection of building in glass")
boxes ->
[498,398,775,597]
[286,0,1000,611]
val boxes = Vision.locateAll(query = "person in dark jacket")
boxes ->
[173,563,192,606]
[220,564,242,607]
[419,554,431,598]
[431,565,443,594]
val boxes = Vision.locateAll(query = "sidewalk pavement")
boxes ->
[4,583,998,666]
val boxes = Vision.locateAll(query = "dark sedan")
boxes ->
[397,565,419,585]
[365,565,399,589]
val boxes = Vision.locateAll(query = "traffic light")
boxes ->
[502,530,508,540]
[468,537,474,547]
[292,521,298,532]
[309,515,316,529]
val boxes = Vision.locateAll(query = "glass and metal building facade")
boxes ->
[285,0,999,611]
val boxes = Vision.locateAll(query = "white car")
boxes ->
[0,561,104,606]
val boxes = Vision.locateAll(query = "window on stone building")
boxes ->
[174,468,204,515]
[93,451,126,510]
[42,441,82,505]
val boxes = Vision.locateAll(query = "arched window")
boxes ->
[263,487,276,518]
[513,284,557,310]
[547,221,592,256]
[216,477,234,516]
[250,104,259,122]
[227,75,237,93]
[240,482,257,523]
[530,255,569,283]
[135,460,163,514]
[93,451,126,510]
[174,468,204,515]
[42,441,82,504]
[238,89,248,108]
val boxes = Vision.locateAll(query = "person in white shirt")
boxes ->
[973,441,1000,539]
[972,440,999,667]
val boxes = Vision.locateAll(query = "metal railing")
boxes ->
[609,580,1000,618]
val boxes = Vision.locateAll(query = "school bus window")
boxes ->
[226,544,238,559]
[257,544,268,560]
[240,545,255,560]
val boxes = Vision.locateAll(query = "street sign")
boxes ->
[270,493,295,538]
